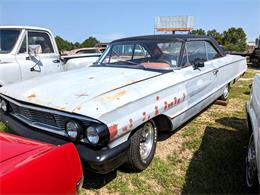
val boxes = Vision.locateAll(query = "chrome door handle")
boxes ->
[53,59,60,63]
[213,69,219,75]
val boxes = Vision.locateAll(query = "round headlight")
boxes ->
[86,126,99,144]
[65,121,81,141]
[0,99,8,113]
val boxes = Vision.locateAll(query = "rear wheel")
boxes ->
[219,84,230,101]
[246,133,259,193]
[125,121,157,171]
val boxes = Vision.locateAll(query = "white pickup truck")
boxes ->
[0,26,101,86]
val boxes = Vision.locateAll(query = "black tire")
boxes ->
[219,84,230,101]
[125,121,157,172]
[246,133,259,193]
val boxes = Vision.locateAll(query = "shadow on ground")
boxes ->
[182,117,249,194]
[82,130,178,190]
[83,169,117,189]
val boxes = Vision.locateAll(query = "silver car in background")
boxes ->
[246,74,260,192]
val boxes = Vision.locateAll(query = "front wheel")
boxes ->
[125,121,157,171]
[246,133,259,193]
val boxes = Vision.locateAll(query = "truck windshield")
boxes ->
[97,40,183,70]
[0,30,21,54]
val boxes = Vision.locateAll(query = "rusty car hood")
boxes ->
[0,66,161,119]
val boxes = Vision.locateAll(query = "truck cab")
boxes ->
[0,26,64,86]
[0,26,100,87]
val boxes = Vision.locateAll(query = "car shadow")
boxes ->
[181,117,249,194]
[83,169,117,189]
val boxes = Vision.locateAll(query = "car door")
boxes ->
[15,30,63,81]
[170,40,221,129]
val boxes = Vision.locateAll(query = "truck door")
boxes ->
[16,30,63,81]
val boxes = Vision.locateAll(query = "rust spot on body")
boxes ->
[174,97,177,105]
[75,93,88,97]
[74,106,81,113]
[129,118,133,128]
[105,90,127,101]
[142,112,146,121]
[156,96,160,101]
[109,124,118,139]
[164,101,168,111]
[27,93,36,101]
[155,106,159,115]
[123,126,128,132]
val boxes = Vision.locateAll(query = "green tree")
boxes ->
[222,27,247,52]
[190,28,206,35]
[81,36,99,47]
[55,36,74,51]
[207,29,223,45]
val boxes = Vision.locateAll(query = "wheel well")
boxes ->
[247,113,253,135]
[152,114,173,131]
[128,114,172,139]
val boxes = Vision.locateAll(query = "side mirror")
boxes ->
[29,44,42,55]
[193,60,205,69]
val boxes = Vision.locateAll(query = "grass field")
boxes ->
[1,67,259,194]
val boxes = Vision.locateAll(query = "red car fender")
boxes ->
[0,143,83,194]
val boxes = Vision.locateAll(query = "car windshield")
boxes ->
[0,29,21,54]
[97,40,183,70]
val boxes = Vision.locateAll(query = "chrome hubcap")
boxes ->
[246,135,257,187]
[139,122,154,162]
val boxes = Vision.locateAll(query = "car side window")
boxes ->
[205,42,221,60]
[28,31,54,54]
[104,44,134,64]
[133,44,150,59]
[186,41,207,65]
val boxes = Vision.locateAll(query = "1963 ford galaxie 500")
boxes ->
[0,35,247,173]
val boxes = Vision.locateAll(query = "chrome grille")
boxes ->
[9,102,67,132]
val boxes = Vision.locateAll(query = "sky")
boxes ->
[0,0,259,43]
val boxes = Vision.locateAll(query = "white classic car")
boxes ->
[0,35,247,173]
[246,74,260,192]
[0,26,101,86]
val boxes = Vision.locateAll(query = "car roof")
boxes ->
[111,34,225,56]
[0,26,52,33]
[112,34,214,43]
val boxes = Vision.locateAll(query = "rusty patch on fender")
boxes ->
[109,124,118,139]
[27,93,37,101]
[105,90,127,101]
[123,126,128,132]
[129,118,134,128]
[73,106,81,113]
[75,93,89,97]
